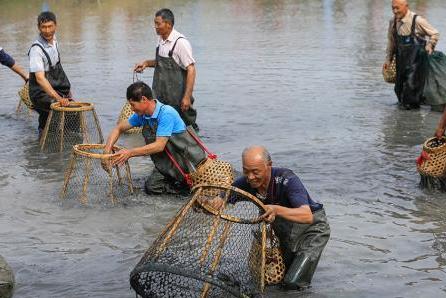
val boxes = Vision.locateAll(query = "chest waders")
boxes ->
[28,43,71,130]
[142,105,206,194]
[271,209,330,289]
[152,37,198,130]
[394,15,428,109]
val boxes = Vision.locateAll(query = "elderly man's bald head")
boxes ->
[242,146,272,164]
[392,0,409,19]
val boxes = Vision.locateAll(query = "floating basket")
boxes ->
[417,137,446,177]
[118,102,142,134]
[40,102,104,152]
[16,82,34,116]
[130,184,270,298]
[60,144,134,205]
[383,56,396,84]
[190,158,235,189]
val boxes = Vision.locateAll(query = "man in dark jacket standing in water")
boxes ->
[383,0,439,110]
[134,8,198,130]
[232,146,330,290]
[28,11,71,136]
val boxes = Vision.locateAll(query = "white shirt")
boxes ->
[29,35,60,72]
[157,28,195,70]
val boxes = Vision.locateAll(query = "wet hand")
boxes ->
[382,63,389,71]
[435,127,445,139]
[59,97,70,106]
[181,96,191,111]
[134,62,146,73]
[425,44,433,55]
[111,149,133,166]
[259,205,276,223]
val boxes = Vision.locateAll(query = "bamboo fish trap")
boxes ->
[417,137,446,177]
[60,144,134,205]
[383,55,396,84]
[16,82,34,117]
[130,184,269,298]
[40,102,103,152]
[118,102,142,134]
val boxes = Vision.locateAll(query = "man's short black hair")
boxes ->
[155,8,174,26]
[37,11,57,25]
[126,81,153,102]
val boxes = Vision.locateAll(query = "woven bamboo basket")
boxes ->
[130,184,270,298]
[16,82,34,116]
[190,158,235,190]
[417,137,446,177]
[40,101,104,152]
[383,55,396,84]
[118,102,142,134]
[60,143,134,205]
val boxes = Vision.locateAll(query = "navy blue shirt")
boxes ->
[0,48,15,68]
[233,167,323,212]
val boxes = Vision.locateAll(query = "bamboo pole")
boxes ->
[260,223,266,292]
[108,166,116,205]
[60,153,77,199]
[59,111,65,152]
[200,221,232,298]
[154,189,201,258]
[92,109,104,143]
[40,110,53,150]
[125,163,134,194]
[80,111,90,144]
[80,157,92,205]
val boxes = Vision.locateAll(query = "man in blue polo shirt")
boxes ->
[105,81,206,195]
[233,146,330,290]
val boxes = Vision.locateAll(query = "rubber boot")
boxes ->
[282,253,314,290]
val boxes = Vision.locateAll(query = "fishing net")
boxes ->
[40,102,104,152]
[16,82,34,117]
[130,184,270,298]
[117,102,142,134]
[382,55,396,84]
[60,144,134,205]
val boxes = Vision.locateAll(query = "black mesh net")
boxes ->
[130,184,268,298]
[60,144,134,205]
[40,102,104,153]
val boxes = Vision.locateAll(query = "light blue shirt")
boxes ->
[29,35,60,72]
[128,100,186,137]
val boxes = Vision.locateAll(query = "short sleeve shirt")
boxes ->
[29,35,60,72]
[0,48,15,68]
[128,100,186,136]
[157,28,195,70]
[233,167,323,212]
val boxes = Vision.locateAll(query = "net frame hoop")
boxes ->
[192,183,268,224]
[130,262,249,298]
[73,143,122,160]
[50,101,94,112]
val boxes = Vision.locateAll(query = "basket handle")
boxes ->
[164,146,193,186]
[186,127,217,159]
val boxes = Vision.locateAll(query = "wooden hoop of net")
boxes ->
[382,55,396,84]
[118,102,142,134]
[60,144,134,205]
[417,137,446,177]
[40,101,104,152]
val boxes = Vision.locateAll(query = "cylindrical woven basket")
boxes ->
[382,56,396,84]
[16,82,34,116]
[40,101,104,152]
[417,137,446,177]
[60,143,134,205]
[190,158,235,188]
[118,102,142,134]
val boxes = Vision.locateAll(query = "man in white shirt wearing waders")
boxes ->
[134,8,198,131]
[28,11,71,137]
